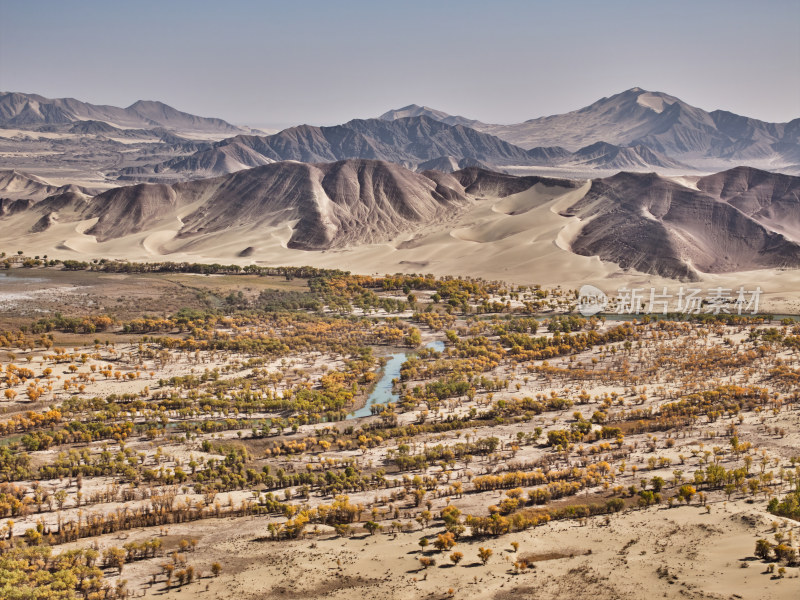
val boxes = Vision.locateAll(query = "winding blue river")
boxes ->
[349,340,444,419]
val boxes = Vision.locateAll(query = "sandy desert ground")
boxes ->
[82,500,795,600]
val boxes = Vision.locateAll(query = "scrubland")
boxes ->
[0,258,798,599]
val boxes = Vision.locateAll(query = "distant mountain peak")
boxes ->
[378,104,484,129]
[127,99,169,110]
[395,103,425,111]
[379,104,454,121]
[600,87,680,106]
[474,87,799,169]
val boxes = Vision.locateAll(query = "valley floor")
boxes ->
[0,268,798,599]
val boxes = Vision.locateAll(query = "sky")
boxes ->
[1,0,798,129]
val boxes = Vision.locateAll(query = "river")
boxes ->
[348,340,445,419]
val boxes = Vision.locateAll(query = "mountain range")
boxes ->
[379,88,800,170]
[2,88,798,186]
[2,161,798,282]
[115,116,537,181]
[112,88,798,182]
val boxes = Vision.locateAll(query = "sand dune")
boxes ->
[493,182,582,215]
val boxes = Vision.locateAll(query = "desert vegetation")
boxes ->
[0,255,797,598]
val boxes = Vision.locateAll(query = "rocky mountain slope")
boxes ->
[81,160,472,250]
[561,170,800,279]
[696,166,800,241]
[0,169,61,200]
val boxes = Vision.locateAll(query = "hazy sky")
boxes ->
[1,0,798,129]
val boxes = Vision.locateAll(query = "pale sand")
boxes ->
[61,499,798,600]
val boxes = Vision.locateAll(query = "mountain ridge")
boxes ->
[0,92,247,135]
[116,115,688,182]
